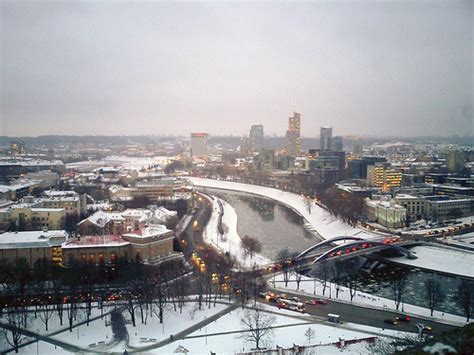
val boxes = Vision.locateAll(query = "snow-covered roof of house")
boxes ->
[121,209,153,221]
[153,207,177,221]
[124,224,172,239]
[78,210,125,228]
[0,230,67,249]
[43,190,78,197]
[62,234,129,249]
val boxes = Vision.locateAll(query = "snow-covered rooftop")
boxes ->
[0,230,67,249]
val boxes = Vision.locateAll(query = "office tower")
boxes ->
[286,112,301,156]
[191,133,208,160]
[367,162,402,189]
[333,136,343,151]
[320,126,332,150]
[250,125,264,152]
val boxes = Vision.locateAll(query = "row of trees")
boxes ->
[311,258,474,322]
[318,187,365,227]
[0,256,189,353]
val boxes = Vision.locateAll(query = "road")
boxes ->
[263,286,457,336]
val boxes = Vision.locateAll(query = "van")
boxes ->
[328,313,341,323]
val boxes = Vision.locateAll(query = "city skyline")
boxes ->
[1,1,473,137]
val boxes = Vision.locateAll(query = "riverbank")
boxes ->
[201,194,270,268]
[189,177,376,241]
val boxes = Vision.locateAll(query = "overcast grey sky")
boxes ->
[1,1,472,137]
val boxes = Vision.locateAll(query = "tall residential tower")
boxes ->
[286,112,301,156]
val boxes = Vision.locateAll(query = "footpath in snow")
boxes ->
[189,177,376,241]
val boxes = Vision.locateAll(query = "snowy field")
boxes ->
[190,177,377,241]
[202,195,271,268]
[5,300,394,354]
[123,302,229,347]
[155,303,385,354]
[271,272,470,326]
[385,245,474,278]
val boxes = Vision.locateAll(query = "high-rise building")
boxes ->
[320,126,332,150]
[191,133,208,160]
[333,136,343,151]
[250,125,264,152]
[285,112,301,156]
[367,162,402,189]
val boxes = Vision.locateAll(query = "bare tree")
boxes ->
[4,306,28,353]
[239,305,276,350]
[424,278,445,316]
[391,273,408,311]
[303,196,312,214]
[241,235,262,260]
[314,259,329,296]
[39,302,54,332]
[276,248,291,287]
[304,327,315,344]
[454,279,473,322]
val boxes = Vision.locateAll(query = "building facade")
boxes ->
[286,112,301,156]
[320,126,332,151]
[191,133,208,160]
[250,125,264,152]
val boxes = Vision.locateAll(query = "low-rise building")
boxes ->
[40,190,88,216]
[62,224,176,265]
[0,230,67,265]
[366,198,407,228]
[10,206,65,230]
[394,194,427,222]
[423,196,474,221]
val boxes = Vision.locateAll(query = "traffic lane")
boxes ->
[180,197,212,258]
[265,287,457,336]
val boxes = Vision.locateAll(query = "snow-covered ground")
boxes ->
[158,303,385,354]
[271,272,470,326]
[202,195,271,268]
[190,177,377,241]
[123,302,228,347]
[385,245,474,279]
[10,300,393,354]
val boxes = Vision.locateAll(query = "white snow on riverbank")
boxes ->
[189,177,377,241]
[202,195,270,268]
[385,245,474,279]
[271,272,470,326]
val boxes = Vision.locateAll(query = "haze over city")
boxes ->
[1,1,472,137]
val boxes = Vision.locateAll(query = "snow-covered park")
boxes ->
[2,300,396,354]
